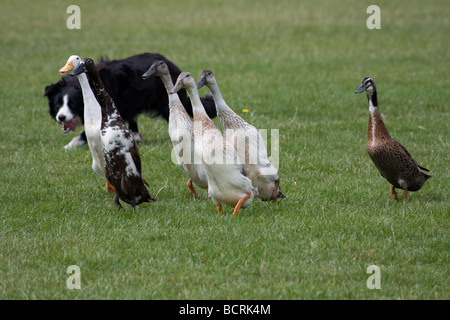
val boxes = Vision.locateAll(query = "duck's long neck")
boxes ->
[208,82,231,114]
[77,73,90,97]
[77,73,102,125]
[367,91,390,146]
[186,86,208,117]
[86,71,117,122]
[160,73,179,104]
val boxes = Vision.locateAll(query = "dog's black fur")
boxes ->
[45,53,217,148]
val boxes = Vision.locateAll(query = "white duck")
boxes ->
[142,61,208,198]
[197,70,283,201]
[59,55,114,193]
[171,72,257,215]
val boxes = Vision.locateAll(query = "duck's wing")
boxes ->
[121,172,138,198]
[129,138,143,175]
[397,141,430,172]
[418,165,430,172]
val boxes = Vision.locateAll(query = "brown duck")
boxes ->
[71,58,155,209]
[354,77,431,202]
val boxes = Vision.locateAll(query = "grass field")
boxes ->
[0,0,448,300]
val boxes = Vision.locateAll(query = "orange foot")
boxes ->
[106,181,116,194]
[232,191,252,216]
[216,204,222,215]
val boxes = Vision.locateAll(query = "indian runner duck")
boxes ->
[70,58,155,209]
[142,60,208,198]
[354,77,431,202]
[171,72,257,215]
[197,70,284,201]
[59,55,115,194]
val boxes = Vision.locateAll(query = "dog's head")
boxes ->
[44,77,84,133]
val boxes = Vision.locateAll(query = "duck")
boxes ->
[69,58,155,209]
[171,72,257,215]
[59,55,115,194]
[196,70,284,201]
[354,77,431,202]
[142,60,208,198]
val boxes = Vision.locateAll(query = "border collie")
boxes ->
[45,52,216,149]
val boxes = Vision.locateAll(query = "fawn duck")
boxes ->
[197,70,284,201]
[171,72,257,215]
[142,61,208,198]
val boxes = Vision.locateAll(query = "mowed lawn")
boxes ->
[0,0,448,299]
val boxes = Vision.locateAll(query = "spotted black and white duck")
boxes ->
[60,55,115,194]
[142,61,208,198]
[354,77,431,202]
[171,72,257,215]
[197,70,284,201]
[71,58,155,209]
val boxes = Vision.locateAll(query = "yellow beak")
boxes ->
[59,60,74,75]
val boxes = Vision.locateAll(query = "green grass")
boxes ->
[0,0,448,299]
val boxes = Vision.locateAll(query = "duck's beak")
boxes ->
[196,76,207,89]
[170,80,183,94]
[59,60,74,75]
[142,67,156,80]
[70,62,85,77]
[354,83,366,94]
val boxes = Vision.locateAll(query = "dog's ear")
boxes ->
[44,79,67,97]
[44,84,55,97]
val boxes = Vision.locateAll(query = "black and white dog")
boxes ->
[45,52,217,149]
